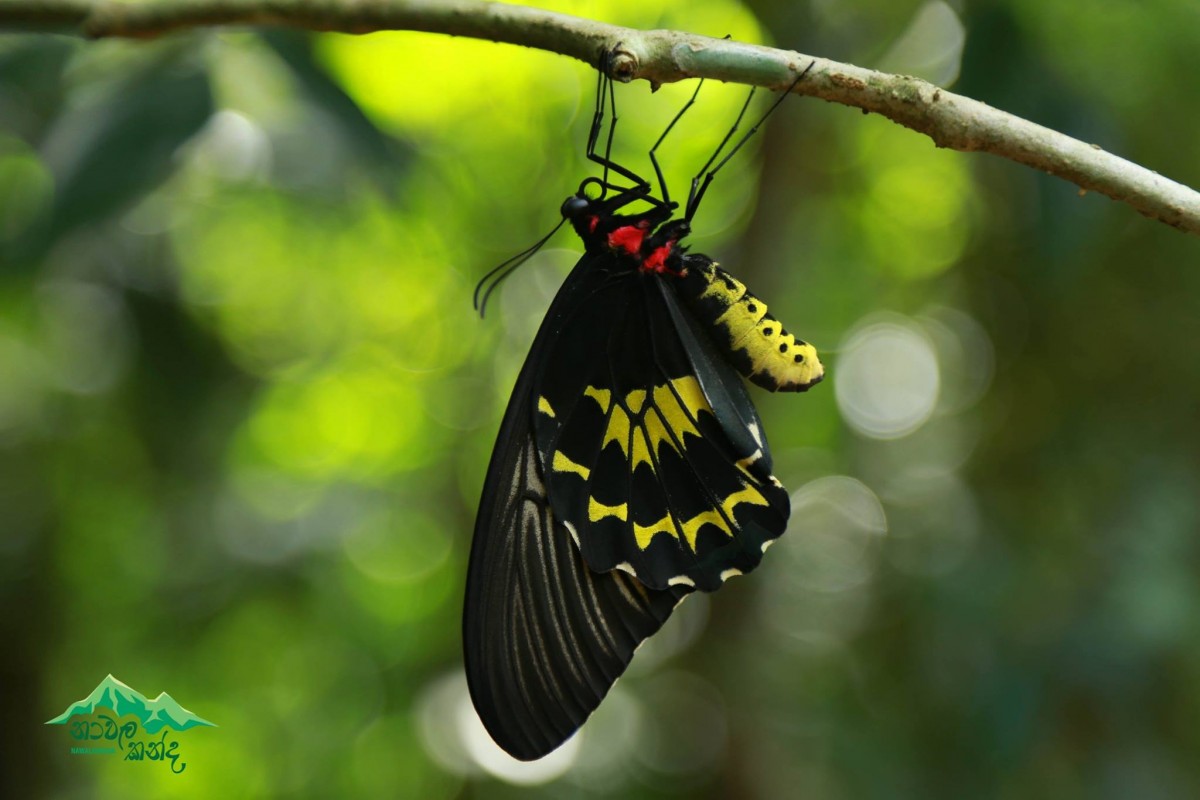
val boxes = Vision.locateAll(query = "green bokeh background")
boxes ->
[4,0,1200,797]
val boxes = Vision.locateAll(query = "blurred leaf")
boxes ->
[0,38,76,142]
[259,29,413,193]
[27,46,213,263]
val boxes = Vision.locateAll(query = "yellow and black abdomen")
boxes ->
[676,256,824,392]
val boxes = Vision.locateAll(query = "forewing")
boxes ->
[464,253,691,761]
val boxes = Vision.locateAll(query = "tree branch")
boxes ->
[6,0,1200,236]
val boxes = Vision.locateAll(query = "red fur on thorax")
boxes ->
[642,244,672,272]
[607,226,645,255]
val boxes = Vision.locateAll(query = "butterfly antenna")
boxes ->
[474,217,569,318]
[684,60,816,224]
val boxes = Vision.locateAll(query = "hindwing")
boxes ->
[532,261,790,592]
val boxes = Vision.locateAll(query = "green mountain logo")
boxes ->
[45,675,216,733]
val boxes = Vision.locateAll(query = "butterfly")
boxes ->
[464,50,822,761]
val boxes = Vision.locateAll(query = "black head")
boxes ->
[560,193,590,220]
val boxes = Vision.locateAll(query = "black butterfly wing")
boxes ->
[537,274,791,592]
[464,252,691,762]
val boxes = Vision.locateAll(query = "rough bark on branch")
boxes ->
[5,0,1200,236]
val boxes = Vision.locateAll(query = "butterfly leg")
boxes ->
[584,47,672,210]
[684,60,816,224]
[648,78,705,208]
